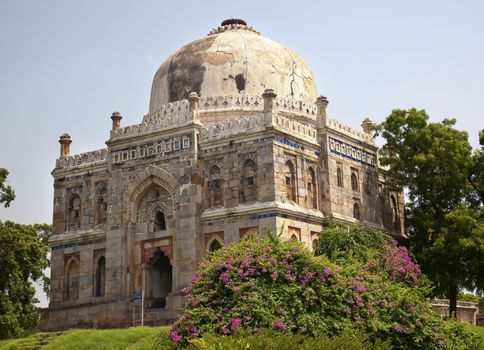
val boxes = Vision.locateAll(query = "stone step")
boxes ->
[20,332,62,350]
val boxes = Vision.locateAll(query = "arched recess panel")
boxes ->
[134,184,173,233]
[64,254,80,301]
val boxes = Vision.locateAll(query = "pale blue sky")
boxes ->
[1,1,483,305]
[2,0,484,224]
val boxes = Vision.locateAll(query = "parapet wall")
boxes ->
[430,299,478,325]
[327,118,374,144]
[55,148,108,170]
[200,112,318,144]
[143,95,317,124]
[56,95,375,170]
[111,95,320,144]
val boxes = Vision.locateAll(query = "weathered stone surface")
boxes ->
[41,19,405,331]
[149,22,317,112]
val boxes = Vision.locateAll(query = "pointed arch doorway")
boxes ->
[145,249,172,309]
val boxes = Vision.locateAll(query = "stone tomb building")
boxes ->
[40,19,404,330]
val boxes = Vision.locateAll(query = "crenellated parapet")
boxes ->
[142,99,190,124]
[326,118,375,144]
[198,95,316,120]
[199,95,263,113]
[112,94,372,146]
[275,97,317,120]
[55,148,108,169]
[271,114,317,144]
[200,110,317,144]
[201,115,265,141]
[145,95,317,125]
[112,111,192,141]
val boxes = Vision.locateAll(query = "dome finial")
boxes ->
[221,18,247,26]
[208,18,258,36]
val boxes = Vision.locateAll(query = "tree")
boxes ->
[0,221,51,339]
[422,206,484,315]
[0,169,51,339]
[0,168,15,207]
[375,108,484,317]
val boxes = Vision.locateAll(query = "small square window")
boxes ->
[114,154,119,163]
[122,152,128,161]
[156,144,162,153]
[248,176,254,185]
[131,150,137,159]
[173,139,181,150]
[139,148,145,157]
[165,141,172,152]
[148,147,154,156]
[182,137,190,148]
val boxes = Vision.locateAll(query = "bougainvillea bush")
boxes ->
[170,223,480,349]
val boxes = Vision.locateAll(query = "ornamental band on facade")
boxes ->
[40,19,404,330]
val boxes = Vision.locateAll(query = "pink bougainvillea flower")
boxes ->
[274,320,286,330]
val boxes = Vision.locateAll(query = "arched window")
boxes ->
[154,211,166,231]
[67,194,81,229]
[241,159,257,203]
[289,234,299,242]
[390,195,399,230]
[351,170,359,192]
[337,166,343,188]
[96,183,108,225]
[353,202,361,220]
[307,167,317,209]
[208,239,222,252]
[209,165,223,207]
[94,256,106,297]
[284,161,296,202]
[66,258,79,301]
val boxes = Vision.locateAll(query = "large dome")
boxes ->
[149,19,318,112]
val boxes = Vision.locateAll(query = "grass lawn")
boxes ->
[467,324,484,350]
[0,324,483,350]
[0,327,171,350]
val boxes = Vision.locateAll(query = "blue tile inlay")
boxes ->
[249,212,288,220]
[274,137,301,149]
[328,137,376,167]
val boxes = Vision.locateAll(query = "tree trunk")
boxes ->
[448,284,458,319]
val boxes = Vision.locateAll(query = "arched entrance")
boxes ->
[124,166,179,310]
[148,250,172,308]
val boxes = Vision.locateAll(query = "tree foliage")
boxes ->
[0,169,52,339]
[469,130,484,205]
[170,224,479,349]
[375,109,484,316]
[0,221,51,339]
[0,168,15,208]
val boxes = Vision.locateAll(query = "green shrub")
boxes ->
[186,329,392,350]
[457,292,480,303]
[170,223,480,349]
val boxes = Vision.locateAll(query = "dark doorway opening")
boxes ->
[150,251,172,308]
